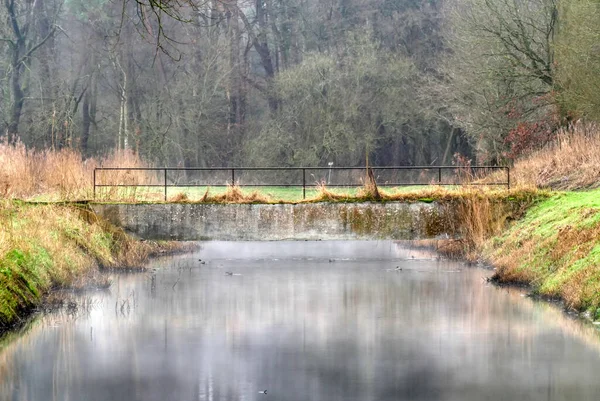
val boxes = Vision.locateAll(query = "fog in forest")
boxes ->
[1,0,592,167]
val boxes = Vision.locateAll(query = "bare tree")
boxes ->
[0,0,472,169]
[1,0,60,142]
[442,0,558,162]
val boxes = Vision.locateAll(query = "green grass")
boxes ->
[486,188,600,315]
[0,201,166,332]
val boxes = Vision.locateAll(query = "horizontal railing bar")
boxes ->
[94,166,507,171]
[95,184,170,188]
[95,182,509,188]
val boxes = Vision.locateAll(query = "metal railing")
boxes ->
[93,166,510,201]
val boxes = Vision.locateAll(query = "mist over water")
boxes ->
[2,241,600,401]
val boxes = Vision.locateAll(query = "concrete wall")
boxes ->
[91,202,459,241]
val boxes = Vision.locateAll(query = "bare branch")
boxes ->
[18,26,56,65]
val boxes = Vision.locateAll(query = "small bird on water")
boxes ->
[258,390,267,394]
[225,271,234,276]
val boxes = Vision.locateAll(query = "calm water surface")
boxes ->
[2,241,600,401]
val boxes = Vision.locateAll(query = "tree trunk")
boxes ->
[4,0,56,143]
[236,2,279,114]
[8,52,25,144]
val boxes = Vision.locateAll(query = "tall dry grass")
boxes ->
[453,192,529,261]
[203,184,272,204]
[510,122,600,190]
[0,140,152,201]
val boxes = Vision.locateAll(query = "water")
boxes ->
[2,241,600,401]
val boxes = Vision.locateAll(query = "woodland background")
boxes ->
[1,0,598,168]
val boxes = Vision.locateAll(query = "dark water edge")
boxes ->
[0,242,197,339]
[2,241,600,401]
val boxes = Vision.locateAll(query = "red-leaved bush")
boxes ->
[503,118,558,161]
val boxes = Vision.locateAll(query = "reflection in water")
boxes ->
[1,241,600,401]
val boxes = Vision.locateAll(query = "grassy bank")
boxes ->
[96,184,455,203]
[484,189,600,317]
[127,182,526,205]
[0,200,170,331]
[466,123,600,317]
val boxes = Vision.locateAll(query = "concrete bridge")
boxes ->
[91,202,462,241]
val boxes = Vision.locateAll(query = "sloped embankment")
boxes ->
[0,200,168,331]
[485,189,600,317]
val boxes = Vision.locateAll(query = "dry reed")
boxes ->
[311,181,354,202]
[403,239,468,260]
[0,140,152,201]
[503,122,600,190]
[203,184,272,204]
[170,192,190,202]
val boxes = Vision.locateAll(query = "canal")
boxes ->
[1,241,600,400]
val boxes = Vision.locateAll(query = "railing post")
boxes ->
[164,168,168,201]
[507,167,510,190]
[93,169,96,200]
[438,167,442,185]
[231,168,235,186]
[303,168,306,199]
